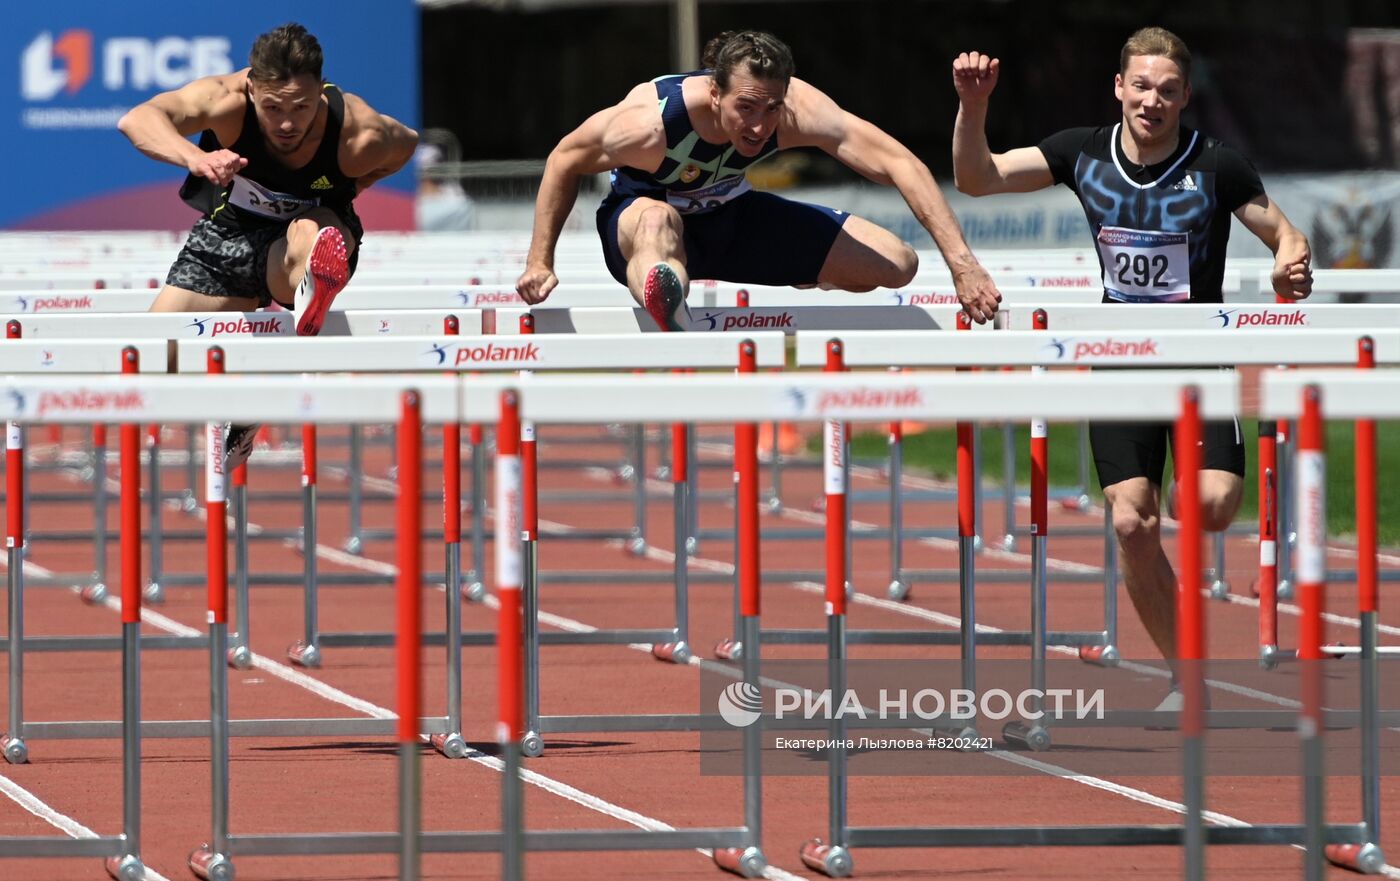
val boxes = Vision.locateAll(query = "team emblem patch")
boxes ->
[679,164,701,184]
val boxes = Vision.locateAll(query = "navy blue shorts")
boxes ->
[596,190,849,286]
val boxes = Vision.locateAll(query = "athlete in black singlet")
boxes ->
[950,27,1313,698]
[119,23,417,468]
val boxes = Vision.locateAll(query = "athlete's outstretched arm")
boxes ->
[118,74,247,186]
[782,78,1000,321]
[1235,195,1313,300]
[340,94,419,194]
[518,87,663,304]
[951,52,1055,195]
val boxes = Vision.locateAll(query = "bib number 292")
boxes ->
[1114,252,1169,289]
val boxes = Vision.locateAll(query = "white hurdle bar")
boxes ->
[176,333,786,761]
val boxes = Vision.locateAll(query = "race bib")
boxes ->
[227,175,319,221]
[667,176,752,215]
[1097,226,1190,303]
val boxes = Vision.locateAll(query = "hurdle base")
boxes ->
[799,838,853,878]
[142,582,165,606]
[1259,644,1280,669]
[1326,842,1385,874]
[886,579,910,602]
[1078,645,1120,667]
[430,732,468,759]
[105,853,145,881]
[1208,575,1230,600]
[651,642,693,664]
[1002,721,1051,752]
[462,581,487,603]
[713,639,742,661]
[79,583,109,606]
[714,845,767,878]
[189,844,234,881]
[1,735,28,765]
[287,641,322,668]
[227,645,253,670]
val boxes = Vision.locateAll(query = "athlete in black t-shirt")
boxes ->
[119,23,417,469]
[950,28,1312,693]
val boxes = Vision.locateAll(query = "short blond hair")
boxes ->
[1120,27,1191,83]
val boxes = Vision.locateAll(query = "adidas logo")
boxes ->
[310,176,333,190]
[1171,174,1198,191]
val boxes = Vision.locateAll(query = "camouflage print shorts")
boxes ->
[165,217,289,306]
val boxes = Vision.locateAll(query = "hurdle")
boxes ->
[794,327,1400,682]
[1002,301,1400,601]
[174,332,785,755]
[0,355,152,880]
[775,366,1384,880]
[1258,366,1400,875]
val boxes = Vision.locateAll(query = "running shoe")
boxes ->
[223,422,258,473]
[294,226,349,337]
[642,263,691,332]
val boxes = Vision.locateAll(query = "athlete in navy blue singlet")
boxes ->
[951,27,1313,692]
[517,30,1003,331]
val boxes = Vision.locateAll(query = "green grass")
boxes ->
[828,420,1400,546]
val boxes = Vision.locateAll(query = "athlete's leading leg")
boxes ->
[815,215,918,292]
[266,208,357,336]
[615,198,691,330]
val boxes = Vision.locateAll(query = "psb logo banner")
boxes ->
[20,30,234,129]
[3,3,419,229]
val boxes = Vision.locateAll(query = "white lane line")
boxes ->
[43,478,807,881]
[0,775,174,881]
[0,555,177,880]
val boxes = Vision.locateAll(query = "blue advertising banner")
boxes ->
[4,1,418,230]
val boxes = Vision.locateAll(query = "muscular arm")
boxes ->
[517,84,664,302]
[950,52,1055,195]
[117,72,245,177]
[340,94,419,194]
[781,78,1001,319]
[1235,194,1313,300]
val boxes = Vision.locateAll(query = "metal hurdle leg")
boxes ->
[685,422,700,554]
[465,425,487,602]
[344,425,364,554]
[713,367,767,879]
[652,420,693,664]
[1276,421,1295,600]
[430,408,467,758]
[520,414,544,758]
[108,384,147,881]
[2,420,28,765]
[1074,421,1093,510]
[971,424,984,553]
[190,422,234,881]
[1296,387,1326,881]
[886,418,908,601]
[395,391,423,881]
[626,424,647,554]
[497,391,526,881]
[288,426,322,668]
[1004,375,1051,752]
[144,426,166,605]
[1207,529,1230,599]
[227,468,252,669]
[1176,388,1207,881]
[801,402,854,878]
[92,425,110,599]
[183,425,198,512]
[1000,422,1017,552]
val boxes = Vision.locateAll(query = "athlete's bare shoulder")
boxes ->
[335,88,418,178]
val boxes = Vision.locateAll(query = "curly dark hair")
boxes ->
[248,23,323,83]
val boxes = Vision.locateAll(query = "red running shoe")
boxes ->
[294,226,349,336]
[642,263,691,331]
